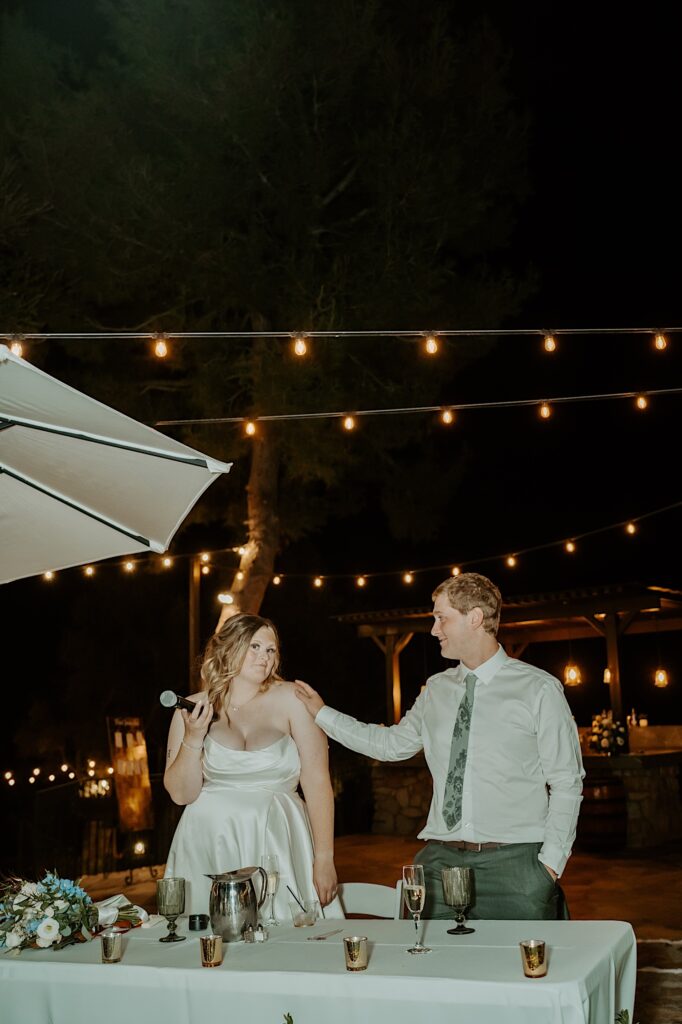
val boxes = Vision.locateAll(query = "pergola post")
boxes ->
[604,613,624,721]
[188,555,202,693]
[371,630,414,723]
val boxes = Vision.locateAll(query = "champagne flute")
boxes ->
[262,853,279,926]
[156,877,186,943]
[402,864,431,954]
[441,866,475,935]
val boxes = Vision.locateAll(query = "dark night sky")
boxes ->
[1,4,680,785]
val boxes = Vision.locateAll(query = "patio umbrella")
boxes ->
[0,344,232,584]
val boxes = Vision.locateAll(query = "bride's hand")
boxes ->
[181,700,213,743]
[313,853,338,908]
[294,680,325,718]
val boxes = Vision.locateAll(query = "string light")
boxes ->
[440,408,455,425]
[161,556,173,568]
[69,771,76,779]
[8,336,24,357]
[107,767,114,775]
[356,576,367,588]
[563,663,582,687]
[423,334,440,356]
[272,575,282,585]
[87,760,95,768]
[654,668,669,688]
[342,415,356,431]
[539,402,552,419]
[625,521,637,535]
[84,565,95,577]
[451,566,461,576]
[153,334,169,359]
[87,769,95,778]
[8,778,15,787]
[3,771,12,780]
[237,547,247,556]
[60,763,68,772]
[43,571,55,581]
[201,565,210,576]
[48,774,55,782]
[29,776,35,784]
[543,334,557,353]
[217,593,234,605]
[123,561,135,573]
[603,668,612,685]
[32,768,41,776]
[635,394,648,410]
[654,332,668,351]
[313,576,323,588]
[292,335,308,357]
[244,420,257,437]
[200,553,210,563]
[505,555,517,568]
[236,571,244,581]
[564,540,576,554]
[403,572,414,584]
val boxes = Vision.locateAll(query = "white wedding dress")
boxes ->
[164,732,343,919]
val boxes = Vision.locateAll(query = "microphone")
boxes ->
[160,690,196,713]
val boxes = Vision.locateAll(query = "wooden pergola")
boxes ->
[337,584,682,724]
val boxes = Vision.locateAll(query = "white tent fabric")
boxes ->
[0,345,232,583]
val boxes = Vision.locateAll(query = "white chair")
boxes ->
[338,881,403,919]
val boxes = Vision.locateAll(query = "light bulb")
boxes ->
[123,561,135,573]
[87,769,95,778]
[539,402,552,419]
[654,332,667,351]
[603,668,612,684]
[356,576,367,588]
[635,394,648,410]
[424,334,439,355]
[654,668,669,688]
[33,768,40,776]
[313,576,323,588]
[244,420,257,437]
[48,774,55,782]
[43,571,55,581]
[440,408,454,425]
[625,521,637,535]
[217,593,234,605]
[3,771,12,780]
[563,663,582,686]
[237,546,246,556]
[342,415,356,431]
[403,572,413,584]
[107,767,114,775]
[200,553,210,562]
[272,575,282,585]
[293,335,308,357]
[543,334,557,353]
[505,555,517,568]
[153,337,168,358]
[61,763,68,772]
[8,778,15,786]
[235,570,244,581]
[9,337,25,357]
[84,566,95,577]
[451,566,461,576]
[29,776,36,784]
[134,840,146,855]
[201,565,210,575]
[162,556,173,568]
[68,771,76,779]
[88,760,95,768]
[564,540,576,554]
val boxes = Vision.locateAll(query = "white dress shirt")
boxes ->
[316,645,585,876]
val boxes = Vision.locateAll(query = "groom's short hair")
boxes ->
[432,572,502,636]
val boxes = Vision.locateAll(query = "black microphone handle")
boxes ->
[174,694,197,712]
[160,690,197,713]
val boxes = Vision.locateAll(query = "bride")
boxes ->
[164,613,341,918]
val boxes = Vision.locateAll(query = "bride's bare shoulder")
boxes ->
[269,680,297,701]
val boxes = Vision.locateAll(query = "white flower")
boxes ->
[36,918,61,946]
[44,907,55,918]
[601,738,609,748]
[54,899,68,912]
[5,930,23,949]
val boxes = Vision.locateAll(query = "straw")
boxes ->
[286,885,305,911]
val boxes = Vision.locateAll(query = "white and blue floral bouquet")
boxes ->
[0,871,98,953]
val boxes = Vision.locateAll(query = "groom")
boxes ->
[295,572,584,919]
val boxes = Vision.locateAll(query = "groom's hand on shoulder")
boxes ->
[294,680,325,718]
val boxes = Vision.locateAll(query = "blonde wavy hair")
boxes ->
[432,572,502,636]
[200,613,282,715]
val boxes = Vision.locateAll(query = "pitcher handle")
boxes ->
[254,866,268,909]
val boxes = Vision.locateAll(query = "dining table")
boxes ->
[0,916,636,1024]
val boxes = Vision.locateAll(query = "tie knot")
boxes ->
[464,671,477,690]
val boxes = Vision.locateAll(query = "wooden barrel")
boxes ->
[576,776,628,851]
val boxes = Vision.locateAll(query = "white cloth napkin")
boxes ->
[95,894,149,927]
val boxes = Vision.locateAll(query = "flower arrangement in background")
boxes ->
[589,711,627,755]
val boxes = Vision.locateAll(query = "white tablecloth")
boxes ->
[0,918,636,1024]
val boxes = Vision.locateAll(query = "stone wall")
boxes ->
[370,755,432,835]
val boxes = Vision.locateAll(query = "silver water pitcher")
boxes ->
[206,866,268,942]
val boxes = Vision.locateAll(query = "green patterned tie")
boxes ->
[442,671,478,829]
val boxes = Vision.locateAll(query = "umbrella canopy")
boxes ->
[0,345,232,584]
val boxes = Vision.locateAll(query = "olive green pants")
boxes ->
[415,841,570,921]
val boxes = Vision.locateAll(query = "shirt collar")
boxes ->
[460,644,507,685]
